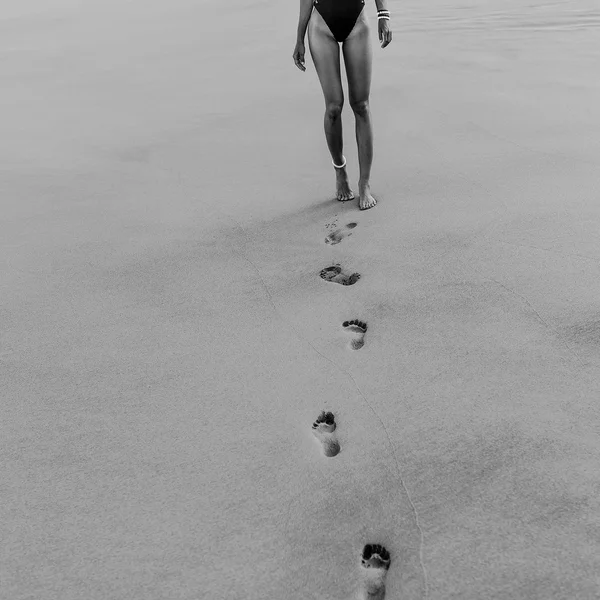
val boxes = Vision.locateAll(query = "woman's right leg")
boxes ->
[308,10,354,201]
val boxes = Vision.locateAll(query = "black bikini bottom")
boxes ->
[314,0,365,43]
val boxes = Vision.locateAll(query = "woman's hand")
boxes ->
[293,41,307,71]
[378,19,392,48]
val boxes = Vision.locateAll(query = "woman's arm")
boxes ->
[293,0,313,71]
[374,0,392,47]
[296,0,314,43]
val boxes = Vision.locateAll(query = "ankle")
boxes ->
[332,155,346,169]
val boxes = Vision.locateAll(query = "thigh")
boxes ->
[342,17,372,105]
[308,11,344,105]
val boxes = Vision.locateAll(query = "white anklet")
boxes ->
[332,156,346,169]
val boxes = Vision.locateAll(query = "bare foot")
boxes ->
[336,167,355,202]
[358,180,377,211]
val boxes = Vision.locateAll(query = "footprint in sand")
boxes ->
[325,222,357,245]
[360,544,391,600]
[343,320,367,350]
[311,411,340,457]
[319,265,361,286]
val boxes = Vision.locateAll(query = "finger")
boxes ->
[293,54,304,70]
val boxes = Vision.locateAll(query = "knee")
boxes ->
[325,102,343,122]
[350,99,370,118]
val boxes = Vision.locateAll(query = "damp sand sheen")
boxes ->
[4,1,600,599]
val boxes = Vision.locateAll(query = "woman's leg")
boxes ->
[308,11,354,201]
[342,16,376,210]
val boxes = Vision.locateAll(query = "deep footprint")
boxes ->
[325,222,357,245]
[319,265,361,286]
[311,411,340,457]
[360,544,391,600]
[343,319,368,350]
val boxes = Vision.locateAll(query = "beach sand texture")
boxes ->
[3,0,600,598]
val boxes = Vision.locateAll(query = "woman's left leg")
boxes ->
[342,16,376,210]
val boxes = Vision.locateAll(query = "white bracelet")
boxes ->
[377,15,390,20]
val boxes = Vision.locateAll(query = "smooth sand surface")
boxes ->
[3,1,600,598]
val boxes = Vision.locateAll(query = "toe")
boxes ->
[360,197,377,210]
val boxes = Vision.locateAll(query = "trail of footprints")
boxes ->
[309,221,391,599]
